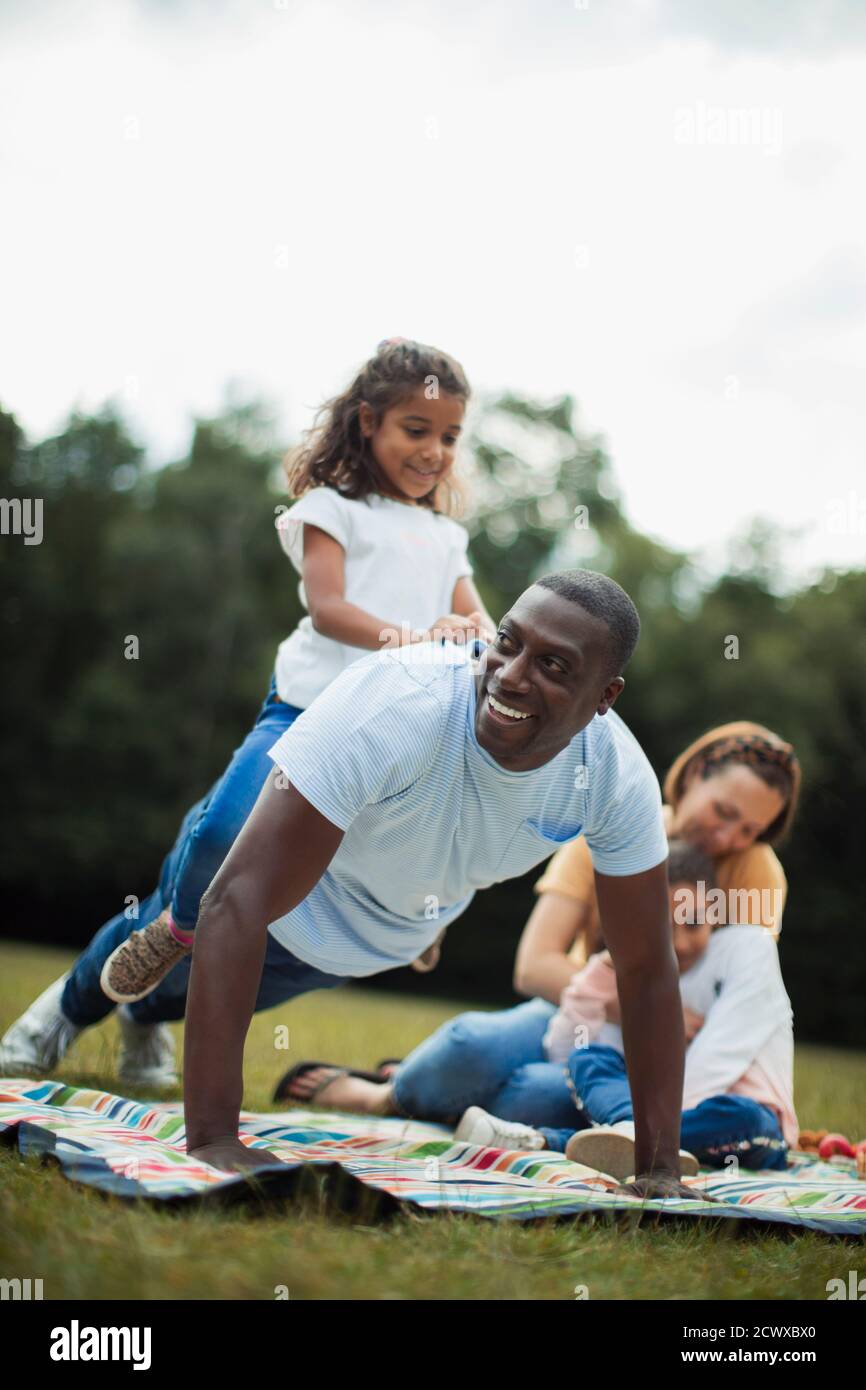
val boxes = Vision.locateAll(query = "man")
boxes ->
[181,569,696,1200]
[2,569,697,1200]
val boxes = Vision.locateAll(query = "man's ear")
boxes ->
[596,676,625,716]
[358,401,375,438]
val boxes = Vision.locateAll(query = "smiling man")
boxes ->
[177,568,698,1201]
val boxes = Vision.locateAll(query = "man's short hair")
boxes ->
[533,569,640,675]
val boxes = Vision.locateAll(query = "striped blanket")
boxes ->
[2,1079,864,1236]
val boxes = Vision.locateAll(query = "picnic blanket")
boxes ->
[2,1078,865,1236]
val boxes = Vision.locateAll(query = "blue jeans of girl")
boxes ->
[60,678,326,1027]
[390,998,593,1131]
[537,1044,788,1171]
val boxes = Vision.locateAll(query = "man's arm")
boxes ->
[183,769,344,1171]
[594,862,695,1199]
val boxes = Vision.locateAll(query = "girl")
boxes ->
[0,338,496,1084]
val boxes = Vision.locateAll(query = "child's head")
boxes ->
[667,837,717,973]
[285,338,470,514]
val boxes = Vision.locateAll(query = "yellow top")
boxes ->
[532,804,788,967]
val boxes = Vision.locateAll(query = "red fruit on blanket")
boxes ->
[818,1133,856,1159]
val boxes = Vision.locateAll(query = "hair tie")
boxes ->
[377,336,409,352]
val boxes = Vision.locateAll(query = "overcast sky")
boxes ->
[2,0,864,583]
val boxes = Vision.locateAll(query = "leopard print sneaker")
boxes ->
[100,909,193,1004]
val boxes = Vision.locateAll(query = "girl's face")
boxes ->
[359,388,465,503]
[670,762,786,857]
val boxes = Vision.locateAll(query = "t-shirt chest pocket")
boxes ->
[494,818,582,877]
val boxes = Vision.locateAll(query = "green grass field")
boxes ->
[1,941,864,1301]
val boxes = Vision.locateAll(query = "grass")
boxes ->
[1,940,864,1301]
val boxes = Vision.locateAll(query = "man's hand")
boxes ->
[617,1172,719,1202]
[187,1136,292,1174]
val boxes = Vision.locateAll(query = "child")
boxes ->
[456,839,799,1181]
[1,338,496,1083]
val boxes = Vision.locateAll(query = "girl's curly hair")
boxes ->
[283,339,470,516]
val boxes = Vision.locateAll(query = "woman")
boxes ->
[276,721,801,1128]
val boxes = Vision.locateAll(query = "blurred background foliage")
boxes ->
[0,392,862,1045]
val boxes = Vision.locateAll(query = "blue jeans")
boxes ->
[391,998,592,1131]
[537,1045,788,1171]
[61,678,313,1027]
[170,677,304,930]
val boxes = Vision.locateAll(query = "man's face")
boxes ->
[474,586,625,771]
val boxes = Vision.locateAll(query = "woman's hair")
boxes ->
[662,721,801,846]
[283,338,470,516]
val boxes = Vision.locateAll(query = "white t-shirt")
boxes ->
[678,927,793,1113]
[273,488,474,709]
[265,640,669,977]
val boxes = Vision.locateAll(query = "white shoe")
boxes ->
[117,1006,178,1090]
[454,1105,546,1151]
[565,1120,699,1181]
[0,973,82,1077]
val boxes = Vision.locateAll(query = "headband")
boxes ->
[698,733,798,775]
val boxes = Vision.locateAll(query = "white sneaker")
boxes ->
[117,1006,178,1090]
[565,1120,699,1182]
[454,1105,546,1151]
[0,973,82,1077]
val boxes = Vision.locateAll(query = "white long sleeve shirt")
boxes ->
[546,926,799,1147]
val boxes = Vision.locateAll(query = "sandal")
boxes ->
[273,1060,385,1105]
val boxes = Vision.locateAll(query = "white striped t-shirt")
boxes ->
[265,640,668,977]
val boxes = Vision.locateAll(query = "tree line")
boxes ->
[1,392,862,1045]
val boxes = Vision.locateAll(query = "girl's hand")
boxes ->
[683,1006,705,1042]
[421,611,495,645]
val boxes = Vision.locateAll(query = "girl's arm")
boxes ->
[451,576,498,640]
[513,891,594,1004]
[302,525,471,650]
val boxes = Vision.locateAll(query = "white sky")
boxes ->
[2,0,865,583]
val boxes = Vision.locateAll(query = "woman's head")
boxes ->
[285,338,470,513]
[664,721,801,856]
